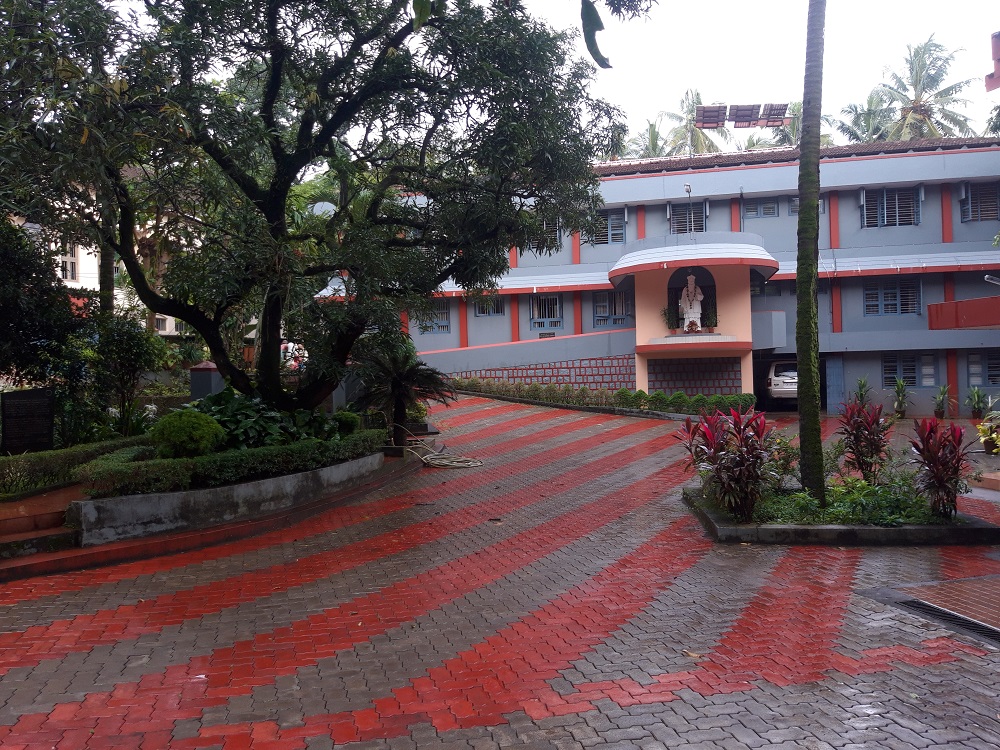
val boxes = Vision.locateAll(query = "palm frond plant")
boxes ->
[354,342,455,447]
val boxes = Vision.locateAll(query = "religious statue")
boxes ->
[678,274,704,332]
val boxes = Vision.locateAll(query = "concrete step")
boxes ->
[0,527,77,560]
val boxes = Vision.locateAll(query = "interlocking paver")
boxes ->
[1,396,999,747]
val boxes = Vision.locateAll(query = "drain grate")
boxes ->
[896,599,1000,646]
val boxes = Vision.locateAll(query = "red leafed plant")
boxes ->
[909,418,972,518]
[838,399,892,484]
[679,409,776,522]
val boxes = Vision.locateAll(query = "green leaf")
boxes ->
[412,0,432,31]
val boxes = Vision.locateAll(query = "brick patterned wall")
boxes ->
[648,357,741,395]
[453,355,636,390]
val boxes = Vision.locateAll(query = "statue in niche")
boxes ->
[678,273,704,332]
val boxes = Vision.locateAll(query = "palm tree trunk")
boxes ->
[796,0,827,505]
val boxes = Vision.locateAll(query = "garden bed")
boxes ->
[67,450,386,546]
[682,487,1000,546]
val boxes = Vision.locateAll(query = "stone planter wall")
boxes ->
[66,452,383,546]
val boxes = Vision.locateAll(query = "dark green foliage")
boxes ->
[194,388,340,448]
[707,394,725,413]
[667,391,690,412]
[95,315,167,436]
[77,430,385,498]
[647,390,670,412]
[679,410,777,522]
[0,436,148,498]
[0,221,82,385]
[331,411,361,436]
[753,473,938,526]
[909,418,972,517]
[689,394,709,414]
[354,342,455,447]
[632,389,648,410]
[542,384,562,403]
[613,388,634,408]
[150,410,226,458]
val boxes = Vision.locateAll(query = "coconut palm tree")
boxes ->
[625,118,672,158]
[986,105,1000,136]
[354,341,455,447]
[795,0,827,504]
[880,36,975,140]
[737,133,777,151]
[769,102,835,147]
[830,90,896,143]
[661,90,730,156]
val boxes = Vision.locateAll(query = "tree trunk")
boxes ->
[392,398,408,447]
[795,0,827,504]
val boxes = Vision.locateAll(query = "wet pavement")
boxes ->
[0,395,998,749]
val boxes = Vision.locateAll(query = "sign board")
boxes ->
[1,388,55,454]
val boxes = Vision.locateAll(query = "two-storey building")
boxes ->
[414,137,1000,416]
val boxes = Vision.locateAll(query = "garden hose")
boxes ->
[395,425,484,469]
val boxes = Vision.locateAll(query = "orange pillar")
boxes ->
[831,280,842,333]
[828,191,840,249]
[571,232,581,264]
[573,291,583,334]
[946,349,959,415]
[636,205,646,240]
[730,198,740,231]
[458,298,469,348]
[943,272,955,302]
[510,294,519,342]
[399,310,409,335]
[941,184,953,243]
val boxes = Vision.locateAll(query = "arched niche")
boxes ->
[664,267,717,330]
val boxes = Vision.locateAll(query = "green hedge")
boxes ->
[0,436,149,499]
[74,429,385,498]
[450,378,756,416]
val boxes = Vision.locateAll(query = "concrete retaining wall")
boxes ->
[67,453,384,546]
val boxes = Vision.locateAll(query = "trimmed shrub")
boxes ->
[690,394,709,414]
[647,390,670,412]
[332,410,361,436]
[150,409,226,458]
[666,391,689,413]
[0,435,148,498]
[633,389,649,410]
[613,388,634,408]
[77,429,385,498]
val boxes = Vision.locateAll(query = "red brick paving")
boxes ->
[0,397,998,749]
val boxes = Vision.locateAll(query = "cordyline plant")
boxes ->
[838,399,892,484]
[679,409,777,522]
[909,418,972,518]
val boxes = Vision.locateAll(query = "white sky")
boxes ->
[524,0,998,146]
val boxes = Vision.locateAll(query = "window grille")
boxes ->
[790,196,825,214]
[594,209,625,244]
[669,202,706,234]
[474,297,505,317]
[530,294,563,330]
[744,198,778,218]
[593,290,632,327]
[960,182,1000,222]
[862,188,920,227]
[863,277,920,315]
[968,352,1000,386]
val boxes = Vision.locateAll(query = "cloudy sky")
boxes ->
[523,0,998,146]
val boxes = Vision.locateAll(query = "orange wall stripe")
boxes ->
[571,232,581,264]
[636,205,646,239]
[510,294,519,342]
[829,191,840,249]
[399,310,409,335]
[573,291,583,335]
[458,299,469,348]
[946,350,958,413]
[831,280,842,333]
[943,272,955,302]
[508,245,518,269]
[730,198,740,231]
[941,184,953,243]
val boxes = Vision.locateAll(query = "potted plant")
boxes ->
[660,306,679,333]
[966,386,988,419]
[892,377,910,419]
[976,416,1000,456]
[932,385,950,419]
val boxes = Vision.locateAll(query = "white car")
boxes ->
[767,361,798,401]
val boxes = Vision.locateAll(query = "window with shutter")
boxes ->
[863,277,921,315]
[530,294,563,329]
[594,209,625,245]
[669,202,706,233]
[960,182,1000,222]
[862,188,920,227]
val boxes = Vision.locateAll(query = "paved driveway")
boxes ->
[0,396,998,749]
